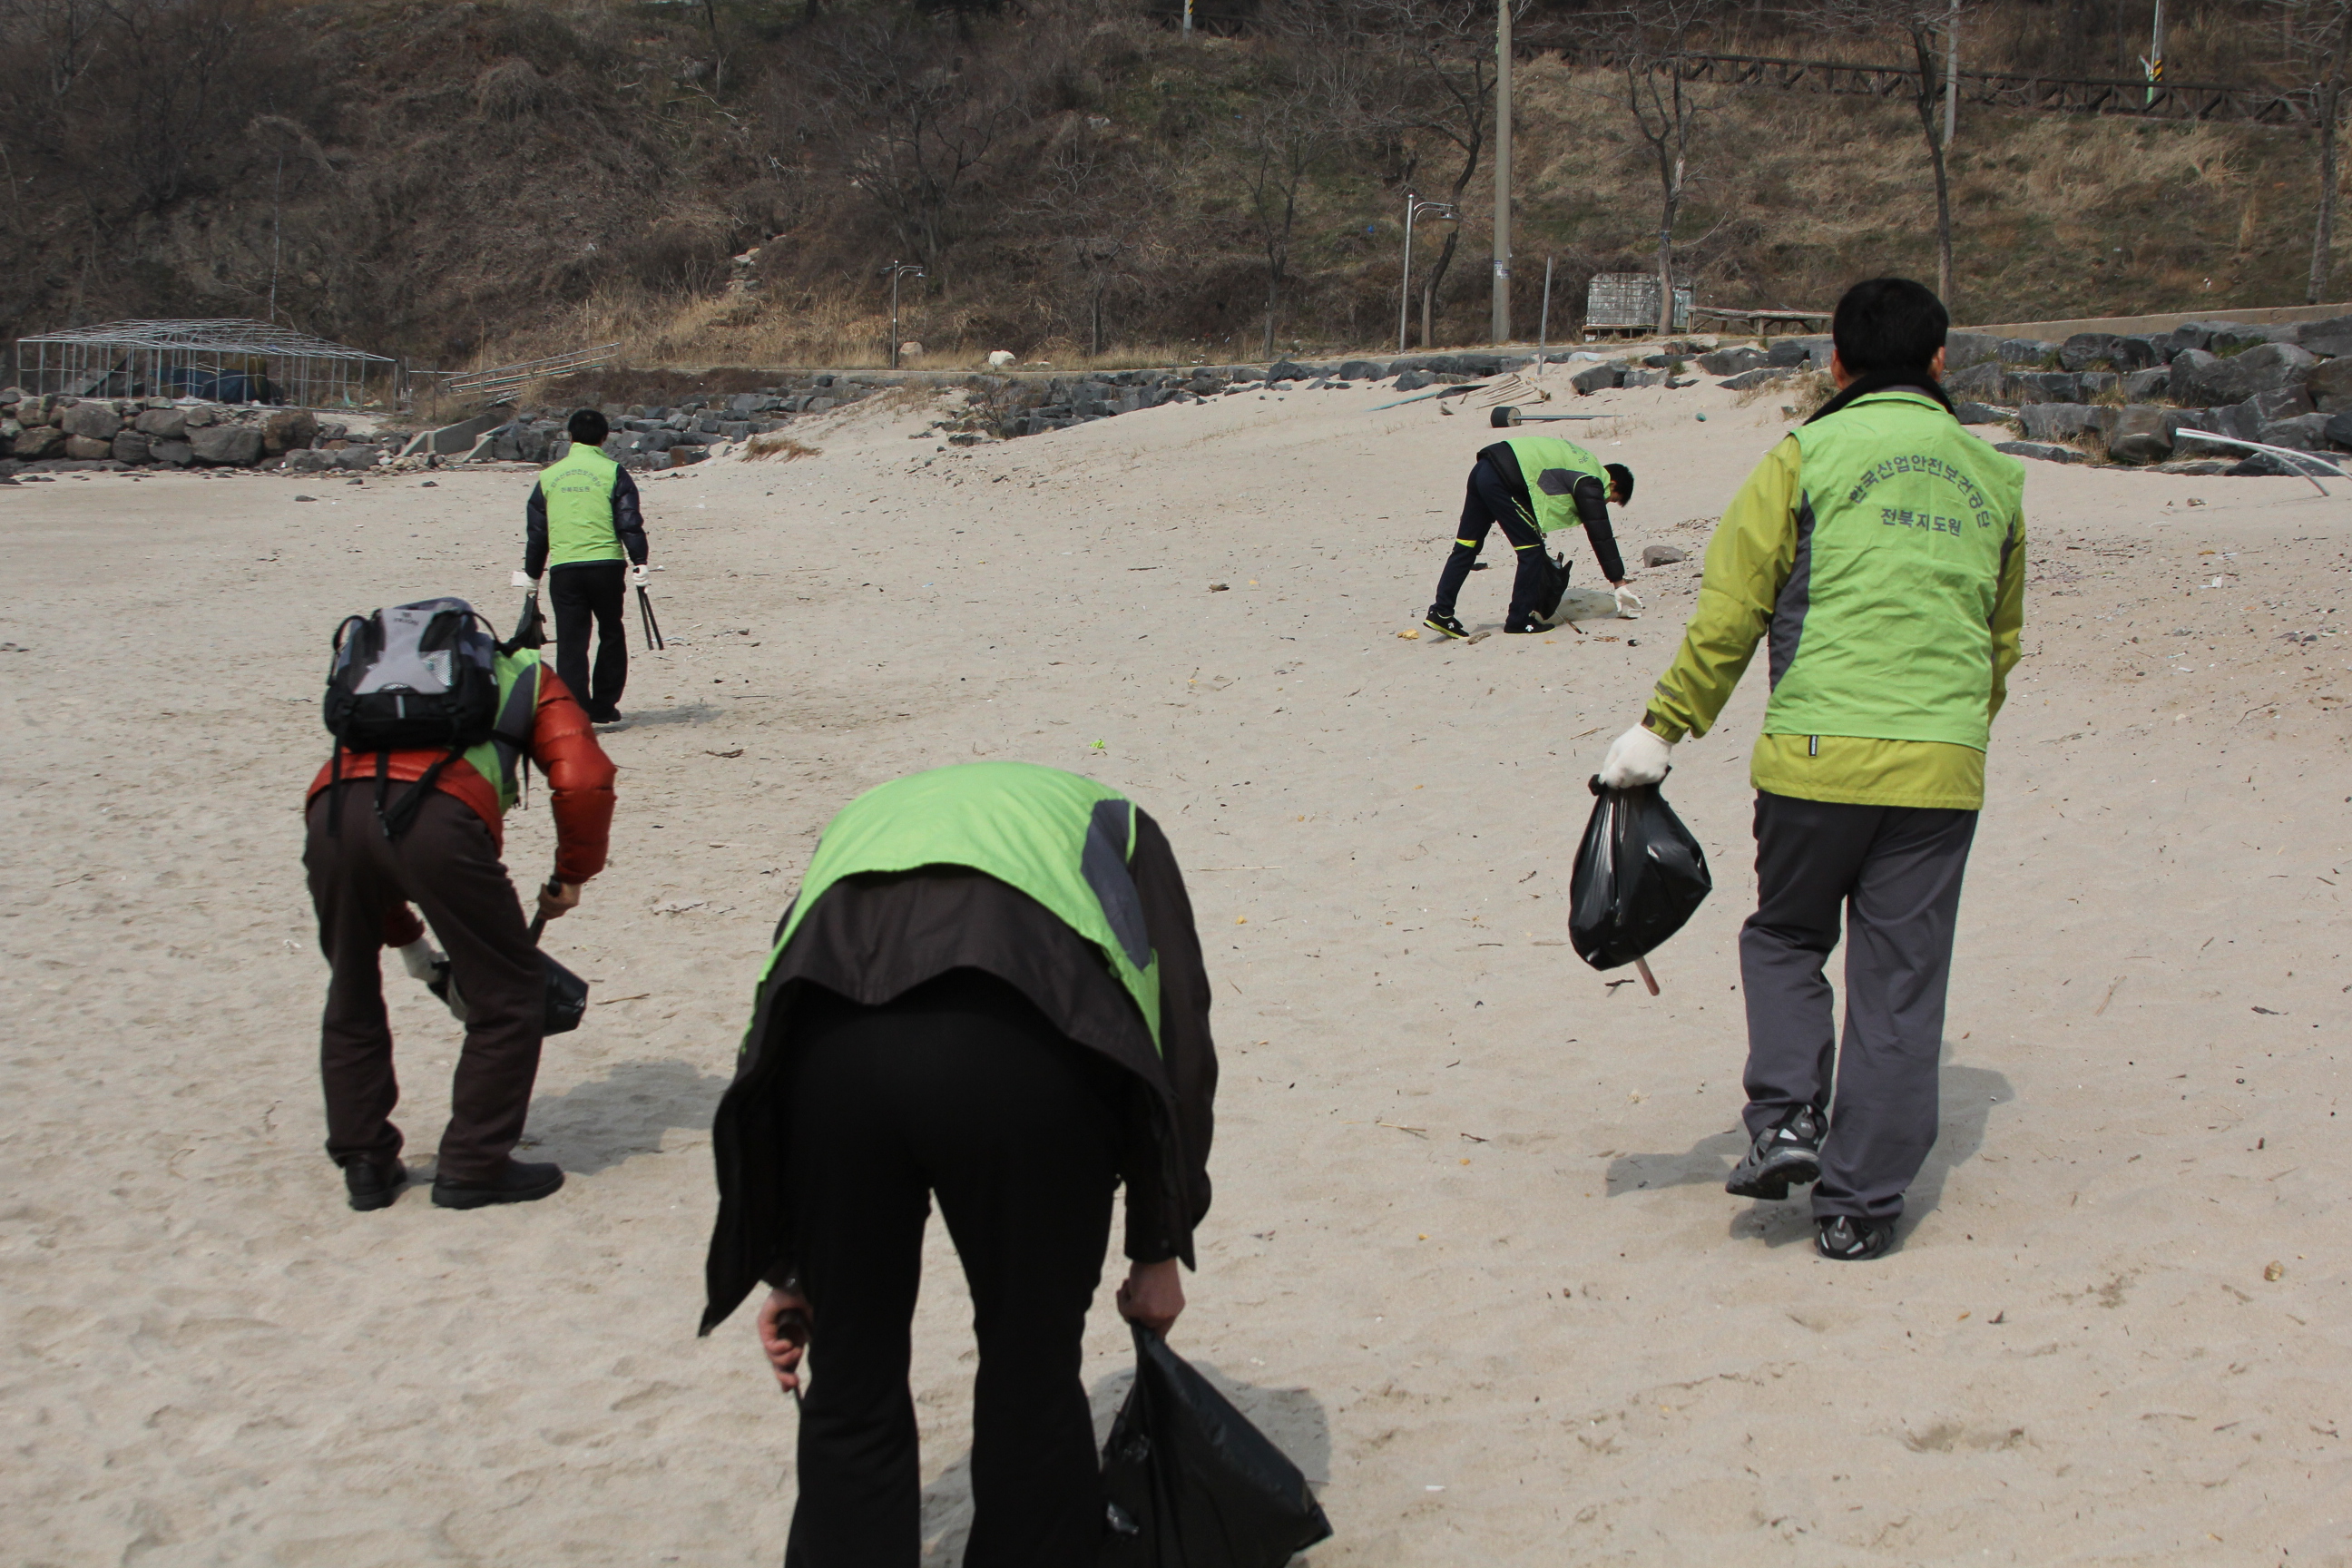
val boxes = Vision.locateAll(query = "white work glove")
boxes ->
[394,937,444,983]
[1612,583,1645,618]
[512,570,535,588]
[630,564,651,587]
[1597,723,1674,789]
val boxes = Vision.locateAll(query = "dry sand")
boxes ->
[5,369,2351,1565]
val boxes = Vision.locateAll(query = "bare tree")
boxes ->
[1812,0,1970,309]
[1230,94,1327,360]
[1359,0,1505,347]
[1576,0,1713,334]
[2278,1,2352,302]
[1032,138,1156,355]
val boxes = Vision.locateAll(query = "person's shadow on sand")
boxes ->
[915,1356,1333,1563]
[518,1058,730,1175]
[1603,1041,2014,1250]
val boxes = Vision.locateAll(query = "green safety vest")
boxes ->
[461,650,541,813]
[1765,392,2026,752]
[760,762,1164,1050]
[1502,436,1609,534]
[539,441,623,567]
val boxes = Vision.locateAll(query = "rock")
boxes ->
[2328,410,2352,448]
[1716,367,1787,391]
[2306,355,2352,410]
[2258,412,2334,451]
[2169,349,2247,408]
[1766,339,1816,368]
[2011,371,2086,405]
[261,408,317,454]
[190,424,263,466]
[1642,544,1688,567]
[2200,401,2263,443]
[285,448,338,472]
[1945,361,2011,400]
[2113,336,2169,369]
[2018,403,2108,443]
[1267,358,1313,382]
[987,351,1016,368]
[2233,341,2318,394]
[1994,338,2054,365]
[111,431,151,465]
[2231,452,2307,476]
[2106,406,2186,465]
[1338,359,1386,380]
[1393,370,1435,392]
[336,445,381,470]
[727,393,761,415]
[14,394,52,425]
[64,435,113,459]
[897,341,924,361]
[134,407,188,440]
[149,438,193,466]
[1573,363,1622,394]
[2122,367,2171,401]
[2250,384,2316,423]
[2078,372,2121,400]
[1942,331,2004,371]
[2058,332,2122,372]
[61,402,122,441]
[1954,400,2014,426]
[1697,346,1768,375]
[1994,439,2087,465]
[670,444,710,466]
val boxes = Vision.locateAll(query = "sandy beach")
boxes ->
[5,369,2351,1565]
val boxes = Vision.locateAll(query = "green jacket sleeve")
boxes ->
[1643,436,1803,743]
[1987,509,2027,722]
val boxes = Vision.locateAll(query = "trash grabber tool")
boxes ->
[636,585,665,651]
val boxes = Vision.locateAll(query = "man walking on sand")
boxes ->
[305,598,616,1211]
[1594,277,2025,1261]
[701,761,1218,1567]
[524,408,649,725]
[1423,436,1642,638]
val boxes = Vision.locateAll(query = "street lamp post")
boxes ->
[884,260,926,368]
[1398,194,1459,353]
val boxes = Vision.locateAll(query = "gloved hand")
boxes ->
[629,564,651,587]
[1612,583,1645,618]
[394,936,444,983]
[512,570,536,589]
[1597,723,1673,789]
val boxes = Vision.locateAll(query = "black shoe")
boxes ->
[590,706,622,725]
[431,1160,566,1210]
[344,1158,408,1212]
[1423,610,1467,639]
[1724,1105,1825,1200]
[1816,1214,1896,1260]
[1503,617,1552,634]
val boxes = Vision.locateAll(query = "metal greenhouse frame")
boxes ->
[13,318,394,408]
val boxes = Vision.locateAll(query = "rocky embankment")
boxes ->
[0,393,388,479]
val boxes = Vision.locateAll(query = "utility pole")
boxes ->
[2142,0,2165,107]
[1943,0,1959,149]
[1492,0,1513,346]
[1399,194,1458,351]
[883,261,925,368]
[1182,0,1192,35]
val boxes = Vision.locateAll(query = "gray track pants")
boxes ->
[1740,791,1978,1223]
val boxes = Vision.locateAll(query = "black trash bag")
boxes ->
[1099,1324,1332,1567]
[526,910,592,1035]
[1567,776,1712,970]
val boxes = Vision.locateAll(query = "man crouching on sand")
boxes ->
[1594,277,2026,1261]
[699,761,1218,1567]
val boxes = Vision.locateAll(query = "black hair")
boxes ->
[566,407,610,446]
[1807,276,1957,425]
[1605,463,1634,503]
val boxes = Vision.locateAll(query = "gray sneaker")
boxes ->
[1725,1105,1824,1200]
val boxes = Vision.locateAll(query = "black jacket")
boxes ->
[1480,440,1626,582]
[699,809,1218,1334]
[523,459,648,578]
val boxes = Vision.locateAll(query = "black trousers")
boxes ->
[783,972,1124,1568]
[302,783,546,1180]
[1739,791,1979,1223]
[549,560,628,720]
[1430,456,1563,629]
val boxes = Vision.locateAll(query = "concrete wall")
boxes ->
[1959,302,2352,343]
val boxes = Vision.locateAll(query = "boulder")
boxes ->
[2106,406,2186,465]
[1641,544,1688,567]
[2113,336,2169,369]
[1945,361,2011,400]
[2170,348,2249,408]
[1716,366,1787,391]
[2018,403,2108,443]
[149,438,193,466]
[2308,355,2352,410]
[64,435,113,459]
[2011,371,2086,405]
[2078,372,2122,401]
[727,393,761,415]
[2058,332,2122,372]
[2205,326,2276,356]
[2250,384,2316,423]
[61,401,122,441]
[2258,412,2333,451]
[2327,410,2352,449]
[1268,358,1312,382]
[2233,341,2318,394]
[2231,452,2308,476]
[261,408,318,455]
[336,445,381,470]
[15,394,53,425]
[670,444,710,466]
[1995,338,2054,365]
[1954,400,2014,426]
[2122,367,2171,402]
[12,425,64,459]
[1338,359,1386,380]
[1766,338,1817,368]
[1572,363,1621,394]
[1942,331,2004,371]
[1994,439,2087,466]
[284,448,338,472]
[1696,346,1768,375]
[111,431,151,465]
[1391,369,1435,393]
[190,424,263,466]
[135,407,188,440]
[2200,401,2263,443]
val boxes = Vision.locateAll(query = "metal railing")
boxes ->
[431,343,621,402]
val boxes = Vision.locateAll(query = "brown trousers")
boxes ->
[303,782,545,1180]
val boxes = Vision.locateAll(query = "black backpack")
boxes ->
[323,598,505,838]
